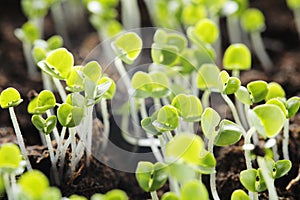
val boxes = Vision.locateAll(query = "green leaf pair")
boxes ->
[0,87,23,109]
[28,90,56,114]
[171,94,203,122]
[152,105,179,132]
[31,115,57,135]
[131,71,170,98]
[0,143,22,173]
[57,103,84,128]
[201,108,243,146]
[90,189,128,200]
[218,71,241,95]
[135,162,168,192]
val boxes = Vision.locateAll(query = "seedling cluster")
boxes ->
[1,0,300,199]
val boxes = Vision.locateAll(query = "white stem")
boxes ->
[221,94,243,129]
[121,0,141,29]
[202,90,211,109]
[51,3,70,46]
[150,191,159,200]
[191,71,199,97]
[46,110,61,163]
[8,107,32,170]
[85,106,94,167]
[282,119,290,160]
[71,129,77,172]
[45,134,60,184]
[139,99,164,163]
[3,173,14,200]
[245,127,256,170]
[59,131,71,177]
[42,72,53,91]
[250,32,273,72]
[23,42,38,79]
[52,78,67,102]
[100,99,110,150]
[227,15,242,44]
[257,157,278,200]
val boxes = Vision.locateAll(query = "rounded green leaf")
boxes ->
[181,180,209,200]
[131,71,152,97]
[240,169,257,192]
[250,104,286,138]
[15,21,40,44]
[18,170,49,199]
[57,103,84,127]
[105,189,128,200]
[135,162,168,192]
[28,90,56,114]
[194,19,219,44]
[141,117,161,136]
[40,187,62,200]
[149,71,170,98]
[0,87,23,108]
[181,4,207,26]
[69,195,88,200]
[223,43,251,71]
[66,66,85,92]
[111,32,142,64]
[197,64,220,90]
[287,96,300,118]
[47,35,63,50]
[161,192,180,200]
[287,0,300,9]
[215,119,243,146]
[201,107,221,139]
[151,43,179,66]
[217,70,230,92]
[265,82,285,101]
[32,46,47,63]
[247,81,268,103]
[240,8,265,33]
[198,151,216,171]
[32,115,57,135]
[171,94,203,122]
[166,33,188,53]
[231,189,250,200]
[83,61,102,83]
[91,193,105,200]
[152,105,179,131]
[168,162,197,183]
[45,48,74,79]
[234,86,252,105]
[224,77,241,95]
[0,143,22,172]
[165,133,204,165]
[274,159,292,179]
[98,77,116,99]
[266,98,288,117]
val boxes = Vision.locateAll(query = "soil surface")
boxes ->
[0,0,300,199]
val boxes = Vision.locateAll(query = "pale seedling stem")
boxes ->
[227,15,242,44]
[282,119,290,160]
[52,78,67,102]
[8,107,32,171]
[150,191,159,200]
[85,106,94,167]
[221,93,243,129]
[100,98,110,150]
[201,90,211,109]
[244,127,256,170]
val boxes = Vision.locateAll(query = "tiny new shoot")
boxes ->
[240,8,273,72]
[0,88,32,170]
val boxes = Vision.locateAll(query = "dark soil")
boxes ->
[0,0,300,199]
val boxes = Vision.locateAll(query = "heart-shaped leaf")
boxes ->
[31,115,57,135]
[197,64,220,90]
[181,180,209,200]
[135,162,168,192]
[57,103,84,127]
[287,96,300,118]
[273,159,292,179]
[28,90,56,114]
[201,107,221,139]
[223,43,251,71]
[235,86,252,105]
[231,189,250,200]
[265,82,285,101]
[215,119,243,146]
[247,81,268,103]
[152,105,179,131]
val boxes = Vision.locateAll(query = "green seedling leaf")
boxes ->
[66,66,85,92]
[266,98,288,117]
[105,189,128,200]
[0,87,23,108]
[32,47,47,63]
[215,119,243,146]
[28,90,56,114]
[153,29,167,44]
[111,32,142,64]
[149,71,170,98]
[66,93,86,108]
[152,105,179,131]
[181,3,207,26]
[47,35,63,50]
[249,104,285,138]
[161,192,180,200]
[98,77,116,99]
[231,189,250,200]
[287,0,300,9]
[241,8,265,33]
[91,193,105,200]
[42,48,74,80]
[201,107,221,139]
[265,82,285,101]
[0,174,4,195]
[57,103,84,127]
[40,187,62,200]
[165,133,205,165]
[151,43,179,66]
[247,81,268,103]
[94,79,113,104]
[168,162,197,183]
[218,70,230,92]
[132,71,152,97]
[166,33,188,53]
[287,96,300,118]
[31,115,57,135]
[171,94,203,122]
[198,151,216,173]
[0,143,22,173]
[224,77,241,95]
[141,117,161,136]
[240,169,266,192]
[83,61,102,83]
[21,0,49,19]
[18,170,49,199]
[223,43,251,70]
[181,180,209,200]
[14,21,40,44]
[235,86,252,105]
[135,162,168,192]
[197,64,220,90]
[69,195,88,200]
[273,159,292,179]
[194,19,219,44]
